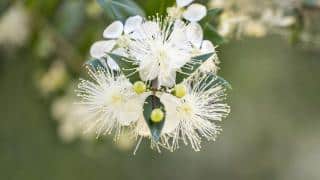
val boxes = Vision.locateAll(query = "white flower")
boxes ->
[160,73,230,151]
[167,0,207,22]
[128,18,194,87]
[90,16,143,70]
[76,65,146,137]
[39,61,68,95]
[51,95,97,142]
[0,3,30,46]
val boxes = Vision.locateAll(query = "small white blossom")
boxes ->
[128,17,194,87]
[160,73,230,151]
[167,0,207,22]
[0,3,30,46]
[90,16,143,70]
[76,65,147,138]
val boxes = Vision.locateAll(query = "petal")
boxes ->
[118,98,141,126]
[167,47,191,68]
[160,93,181,133]
[158,70,176,87]
[136,117,150,137]
[201,40,215,53]
[106,57,119,70]
[177,0,194,7]
[139,56,159,81]
[130,21,160,40]
[169,20,188,44]
[139,66,159,81]
[103,21,124,39]
[183,3,207,22]
[90,40,116,58]
[124,15,143,34]
[186,22,203,48]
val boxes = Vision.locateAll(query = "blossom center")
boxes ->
[154,45,169,63]
[178,103,194,116]
[108,91,124,106]
[117,35,131,48]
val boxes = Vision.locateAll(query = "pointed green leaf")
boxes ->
[200,8,223,26]
[137,0,175,16]
[97,0,145,20]
[143,95,166,141]
[204,23,226,45]
[207,8,223,18]
[199,73,232,91]
[85,58,108,71]
[176,52,214,84]
[107,53,141,83]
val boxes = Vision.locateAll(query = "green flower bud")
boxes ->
[133,81,146,94]
[151,108,164,123]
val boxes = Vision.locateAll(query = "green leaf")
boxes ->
[85,58,108,71]
[97,0,145,20]
[207,8,223,18]
[199,73,232,91]
[107,53,141,83]
[176,52,214,84]
[135,0,175,16]
[143,95,166,141]
[303,0,320,8]
[201,8,223,27]
[204,23,226,45]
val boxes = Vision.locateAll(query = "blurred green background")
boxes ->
[1,1,320,180]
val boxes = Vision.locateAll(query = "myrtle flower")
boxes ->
[77,11,231,154]
[128,17,194,87]
[0,3,30,46]
[76,65,147,138]
[167,0,207,22]
[160,74,230,151]
[90,15,143,69]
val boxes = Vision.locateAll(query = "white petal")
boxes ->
[139,55,159,81]
[177,0,194,7]
[106,57,119,70]
[183,3,207,22]
[201,40,215,53]
[90,40,116,58]
[107,48,127,70]
[160,93,180,133]
[124,15,143,34]
[167,47,191,68]
[136,117,150,137]
[158,70,176,87]
[186,22,203,48]
[142,21,160,39]
[139,67,159,82]
[170,20,189,45]
[118,98,141,126]
[174,19,185,29]
[130,21,160,40]
[103,21,124,39]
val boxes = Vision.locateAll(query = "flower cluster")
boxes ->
[77,0,230,153]
[208,0,299,38]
